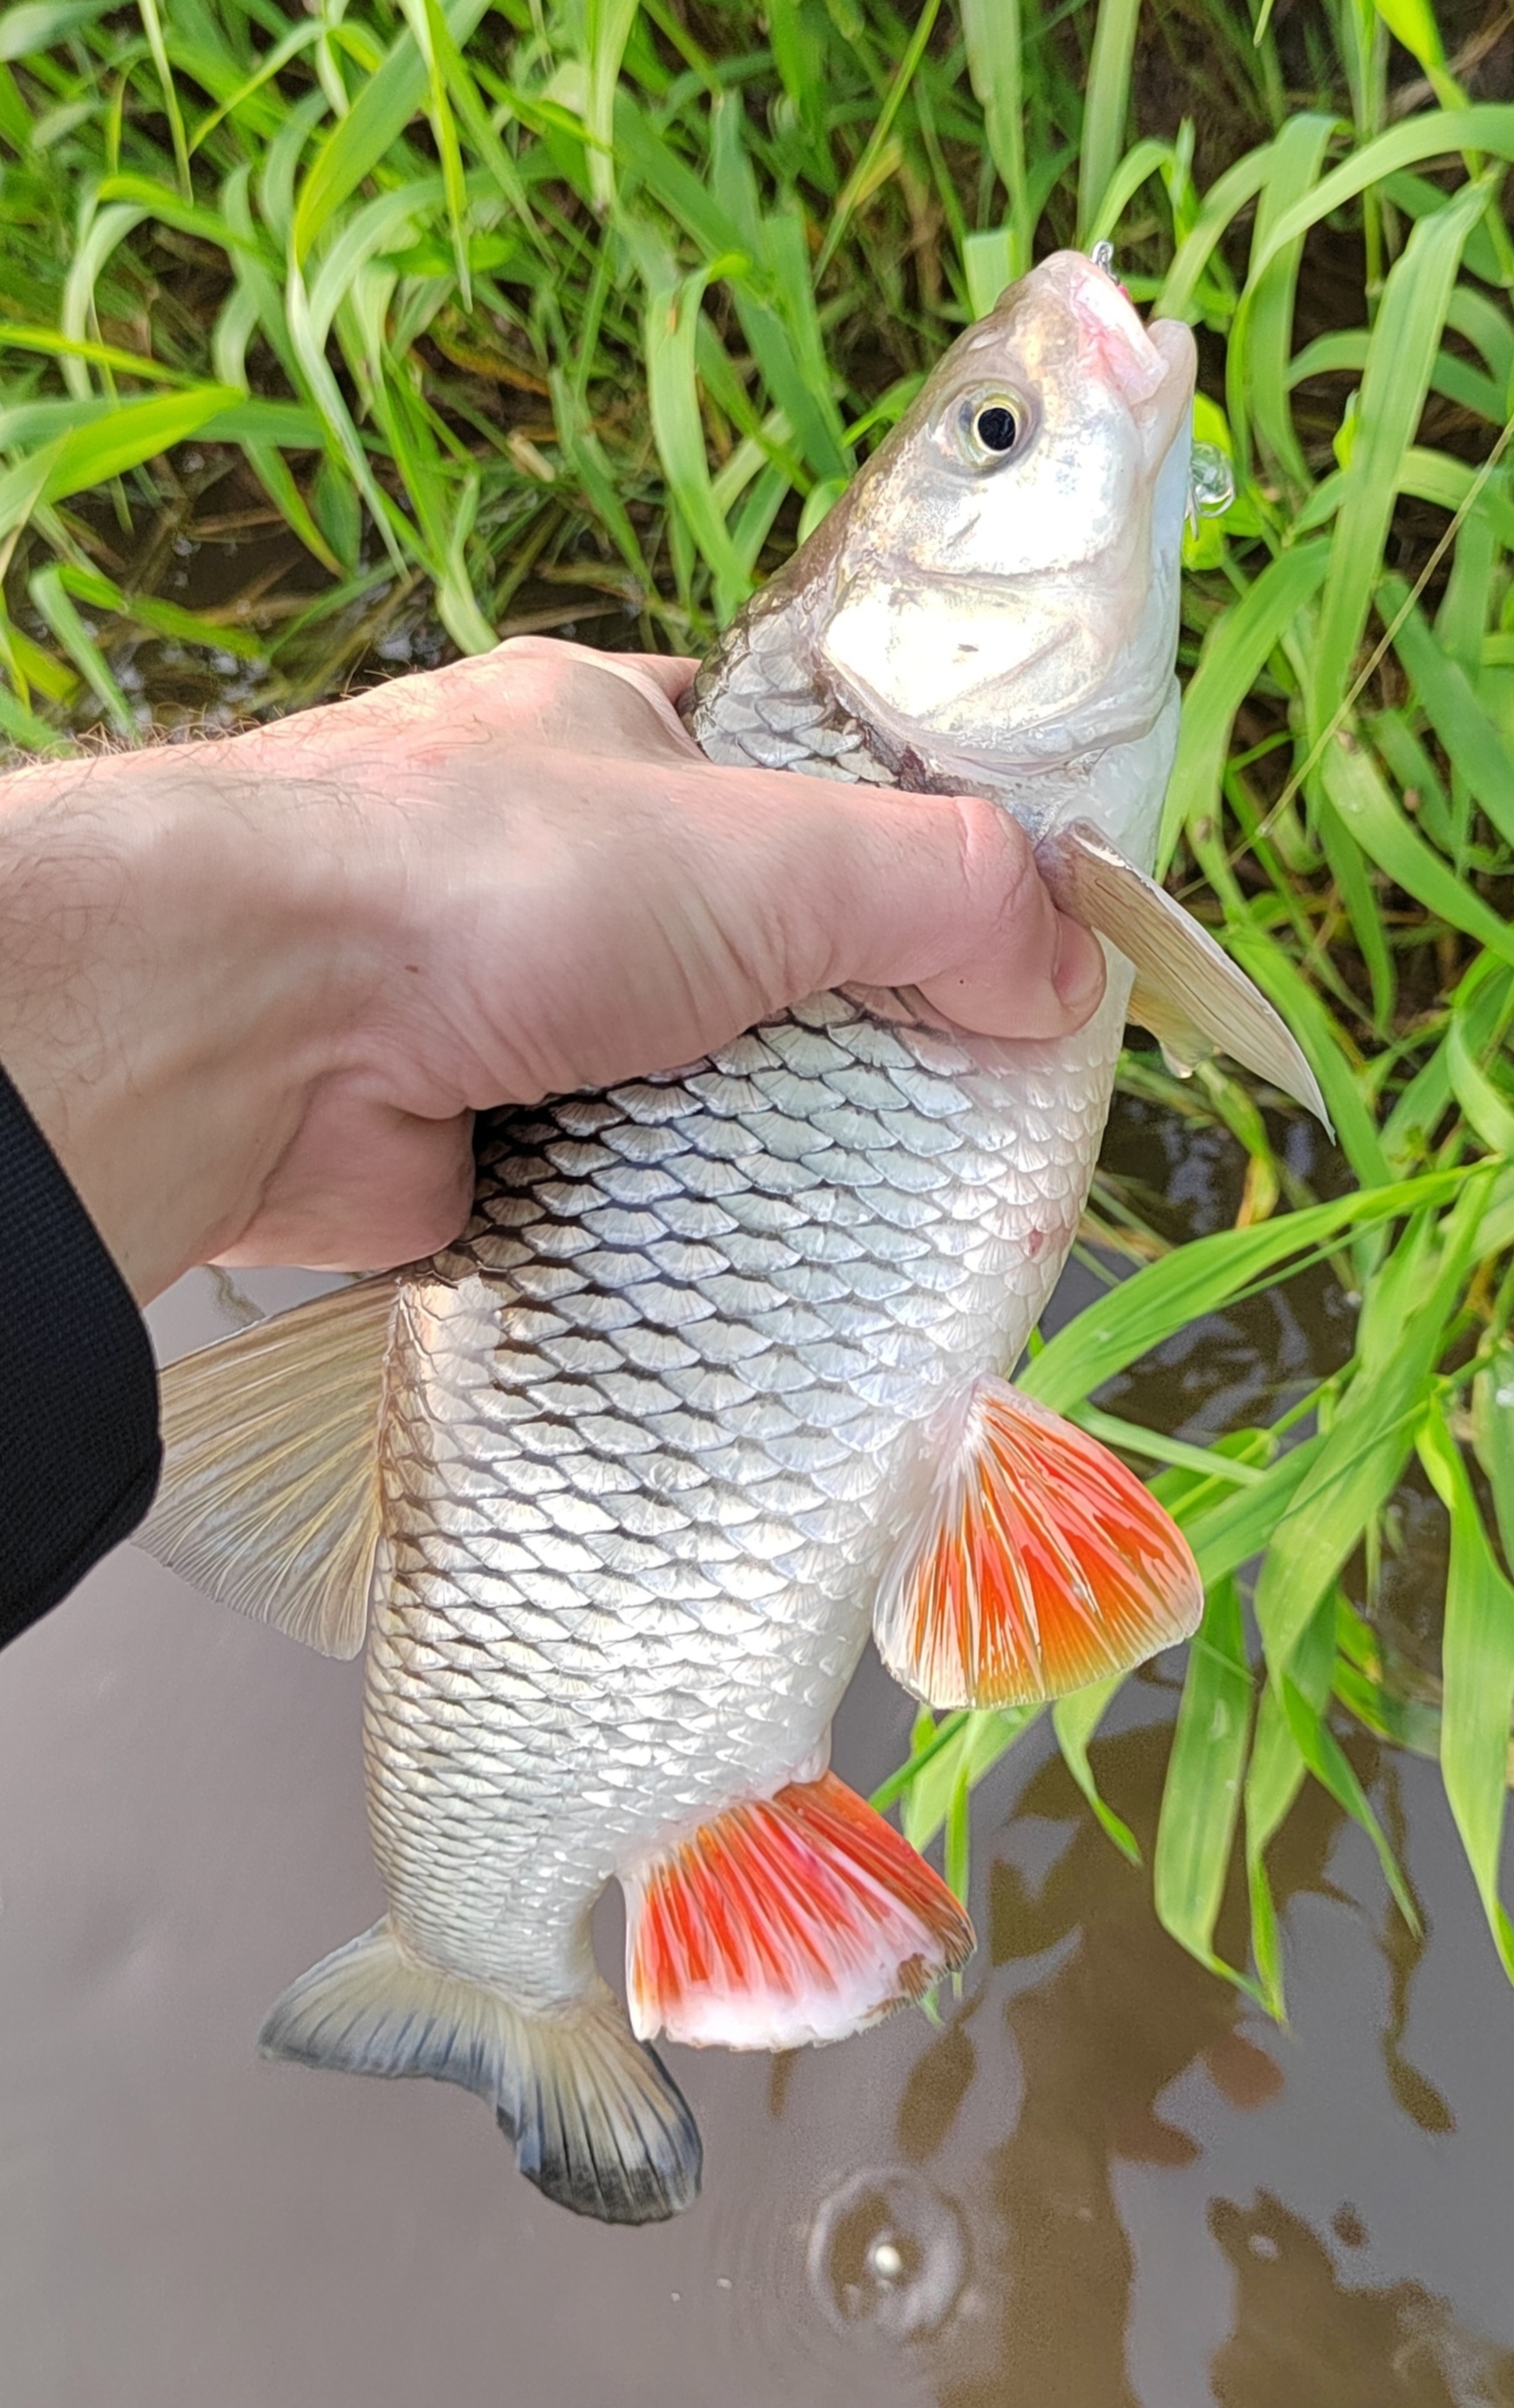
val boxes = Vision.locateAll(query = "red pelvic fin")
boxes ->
[873,1376,1201,1710]
[624,1770,973,2051]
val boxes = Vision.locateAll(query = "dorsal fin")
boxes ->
[139,1276,397,1658]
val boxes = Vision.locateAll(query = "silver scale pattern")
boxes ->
[364,968,1124,2012]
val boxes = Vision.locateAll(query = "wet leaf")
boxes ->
[1154,1578,1255,1985]
[1053,1676,1141,1866]
[1419,1400,1514,1981]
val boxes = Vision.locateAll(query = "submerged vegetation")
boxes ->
[3,0,1513,2012]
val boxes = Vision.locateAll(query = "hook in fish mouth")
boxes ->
[1089,239,1116,276]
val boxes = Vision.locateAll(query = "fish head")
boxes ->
[816,249,1197,820]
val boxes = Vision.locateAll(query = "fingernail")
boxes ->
[1052,918,1105,1017]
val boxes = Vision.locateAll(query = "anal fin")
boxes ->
[625,1770,973,2051]
[138,1275,397,1658]
[873,1376,1201,1709]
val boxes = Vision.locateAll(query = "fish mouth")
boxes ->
[1060,250,1172,404]
[1004,251,1197,460]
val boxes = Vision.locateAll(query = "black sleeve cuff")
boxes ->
[0,1062,161,1646]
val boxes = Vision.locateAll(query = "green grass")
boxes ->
[2,0,1513,2016]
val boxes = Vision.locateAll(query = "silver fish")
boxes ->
[143,251,1324,2226]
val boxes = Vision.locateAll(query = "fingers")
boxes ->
[500,635,697,703]
[470,637,703,760]
[560,651,703,753]
[217,1099,477,1272]
[614,651,701,705]
[466,669,1108,1051]
[378,642,1098,1048]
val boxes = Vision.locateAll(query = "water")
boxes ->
[2,1097,1511,2407]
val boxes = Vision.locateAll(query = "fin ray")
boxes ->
[625,1769,973,2051]
[873,1376,1202,1709]
[1037,817,1332,1131]
[139,1276,397,1658]
[260,1920,701,2224]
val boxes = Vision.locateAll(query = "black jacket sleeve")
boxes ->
[0,1062,161,1646]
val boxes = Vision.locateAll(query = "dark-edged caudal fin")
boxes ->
[138,1276,398,1658]
[872,1376,1202,1710]
[259,1921,701,2225]
[624,1770,973,2052]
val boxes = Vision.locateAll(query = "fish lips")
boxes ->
[1003,250,1197,468]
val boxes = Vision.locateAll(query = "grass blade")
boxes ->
[1023,1170,1466,1415]
[27,562,133,734]
[1321,731,1514,970]
[1251,1181,1490,1678]
[1160,542,1329,867]
[1077,0,1140,243]
[1309,179,1487,736]
[960,0,1029,271]
[1419,1398,1514,1980]
[292,0,490,263]
[1053,1676,1141,1865]
[1154,1577,1256,1985]
[895,1709,1042,1852]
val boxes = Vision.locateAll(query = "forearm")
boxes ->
[0,739,364,1300]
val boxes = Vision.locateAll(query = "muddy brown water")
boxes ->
[3,1095,1513,2408]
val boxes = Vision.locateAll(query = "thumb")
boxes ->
[910,793,1107,1039]
[771,782,1107,1042]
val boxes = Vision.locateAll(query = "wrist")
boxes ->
[0,737,370,1299]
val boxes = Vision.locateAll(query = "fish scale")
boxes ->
[365,979,1118,2007]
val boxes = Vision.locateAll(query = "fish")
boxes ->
[141,249,1327,2227]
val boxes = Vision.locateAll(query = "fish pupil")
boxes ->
[974,404,1019,454]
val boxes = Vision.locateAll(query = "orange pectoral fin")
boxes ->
[624,1770,973,2052]
[872,1377,1202,1709]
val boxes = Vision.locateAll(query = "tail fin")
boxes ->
[259,1921,701,2225]
[625,1770,974,2052]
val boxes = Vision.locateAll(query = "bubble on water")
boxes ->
[806,2170,968,2342]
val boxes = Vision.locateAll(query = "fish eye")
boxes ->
[955,390,1033,469]
[975,404,1019,451]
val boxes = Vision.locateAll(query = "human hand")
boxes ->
[0,637,1104,1300]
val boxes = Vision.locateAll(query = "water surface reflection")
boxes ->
[2,1102,1511,2405]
